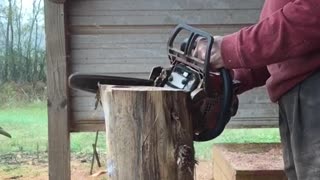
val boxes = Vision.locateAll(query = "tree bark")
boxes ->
[100,85,196,180]
[16,0,23,81]
[4,0,11,82]
[26,0,41,82]
[9,0,15,81]
[32,18,39,82]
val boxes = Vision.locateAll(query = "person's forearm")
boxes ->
[233,67,270,94]
[221,0,320,69]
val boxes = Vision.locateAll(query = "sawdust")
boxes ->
[215,143,284,171]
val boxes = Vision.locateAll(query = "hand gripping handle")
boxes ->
[168,24,233,141]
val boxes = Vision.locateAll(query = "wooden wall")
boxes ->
[68,0,278,131]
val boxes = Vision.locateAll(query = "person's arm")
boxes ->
[221,0,320,69]
[233,67,270,94]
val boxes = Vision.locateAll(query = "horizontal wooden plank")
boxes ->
[72,111,105,121]
[227,119,279,128]
[70,9,262,17]
[69,25,248,35]
[71,86,272,101]
[70,120,105,132]
[70,10,260,26]
[70,84,277,127]
[71,62,167,74]
[72,95,258,111]
[70,118,279,132]
[238,87,271,104]
[71,57,167,65]
[71,48,167,59]
[73,105,278,121]
[70,26,244,48]
[71,113,278,131]
[70,90,95,97]
[236,103,278,118]
[71,96,278,118]
[69,0,264,11]
[71,110,278,122]
[72,103,278,117]
[71,96,100,111]
[70,88,277,130]
[71,34,168,45]
[72,42,166,50]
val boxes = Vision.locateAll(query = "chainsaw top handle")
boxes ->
[167,24,233,141]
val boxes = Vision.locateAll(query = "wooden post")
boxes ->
[100,85,196,180]
[45,0,70,179]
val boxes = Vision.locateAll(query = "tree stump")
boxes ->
[99,85,196,180]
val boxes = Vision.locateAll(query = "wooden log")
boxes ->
[100,85,196,180]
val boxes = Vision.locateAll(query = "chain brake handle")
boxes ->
[167,24,234,141]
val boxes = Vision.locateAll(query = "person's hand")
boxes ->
[192,36,225,70]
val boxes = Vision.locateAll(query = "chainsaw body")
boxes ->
[69,24,239,142]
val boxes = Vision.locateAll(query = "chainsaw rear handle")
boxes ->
[168,24,233,141]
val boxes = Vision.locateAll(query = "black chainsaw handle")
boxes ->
[168,24,234,141]
[167,23,213,94]
[193,68,233,142]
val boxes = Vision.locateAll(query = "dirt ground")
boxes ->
[1,143,285,180]
[0,152,213,180]
[216,143,283,171]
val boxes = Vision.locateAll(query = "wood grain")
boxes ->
[69,0,264,11]
[70,10,261,26]
[100,85,195,180]
[45,0,70,179]
[69,25,248,35]
[68,0,263,26]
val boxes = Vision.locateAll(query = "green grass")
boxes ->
[0,103,280,160]
[194,128,280,159]
[0,102,106,154]
[0,102,48,152]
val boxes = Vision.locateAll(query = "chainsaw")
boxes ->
[69,24,239,142]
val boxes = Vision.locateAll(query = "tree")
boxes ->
[0,0,45,84]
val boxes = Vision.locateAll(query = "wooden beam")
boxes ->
[70,120,105,132]
[44,0,70,179]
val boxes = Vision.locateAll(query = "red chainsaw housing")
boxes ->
[192,73,239,133]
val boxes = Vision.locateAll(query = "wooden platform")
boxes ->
[212,143,287,180]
